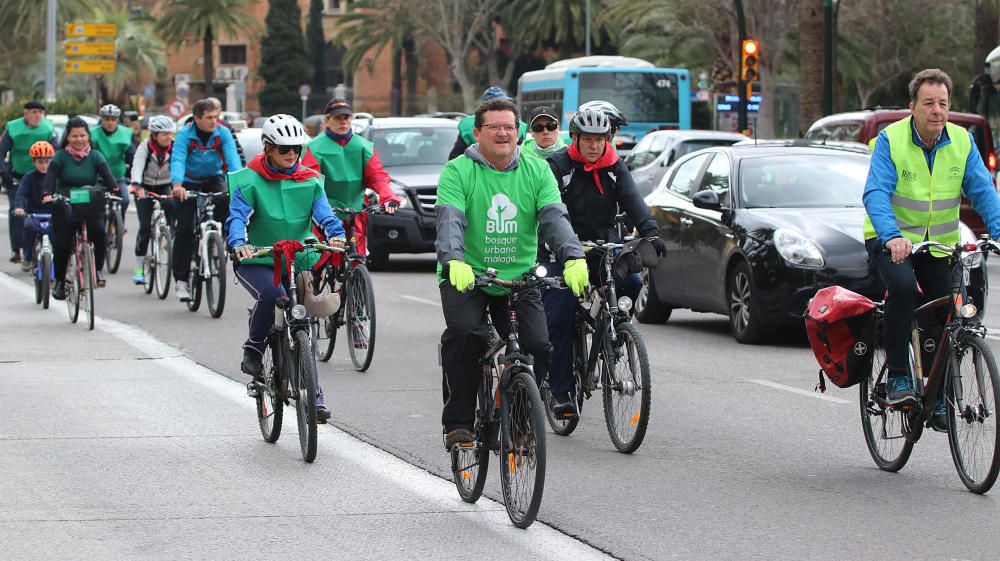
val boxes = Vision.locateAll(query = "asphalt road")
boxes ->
[2,204,1000,560]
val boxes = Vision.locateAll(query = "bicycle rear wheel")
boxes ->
[294,330,318,463]
[257,336,285,443]
[860,341,913,471]
[601,322,651,453]
[206,232,226,318]
[346,264,376,371]
[452,363,495,503]
[500,370,546,528]
[153,227,172,299]
[66,250,80,323]
[312,315,337,362]
[105,209,123,274]
[40,251,51,310]
[947,333,1000,494]
[81,243,95,330]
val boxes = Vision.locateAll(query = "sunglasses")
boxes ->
[274,145,303,155]
[531,122,558,133]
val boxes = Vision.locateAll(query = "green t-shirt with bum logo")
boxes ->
[435,154,561,295]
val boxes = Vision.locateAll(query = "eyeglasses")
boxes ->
[531,122,558,133]
[481,123,517,133]
[275,145,303,155]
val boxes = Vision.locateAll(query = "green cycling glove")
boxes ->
[447,260,475,292]
[563,258,589,296]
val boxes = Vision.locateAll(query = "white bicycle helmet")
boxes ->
[578,100,628,128]
[569,108,612,136]
[99,104,122,118]
[261,114,309,145]
[147,115,176,133]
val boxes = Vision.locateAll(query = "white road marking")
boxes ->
[0,271,615,559]
[749,379,852,404]
[399,294,439,306]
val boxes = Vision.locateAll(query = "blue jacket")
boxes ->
[14,170,51,214]
[863,120,1000,244]
[170,122,242,185]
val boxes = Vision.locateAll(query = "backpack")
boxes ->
[805,286,877,391]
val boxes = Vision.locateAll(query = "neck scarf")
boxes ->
[65,144,91,160]
[325,128,353,145]
[567,140,619,195]
[247,153,318,182]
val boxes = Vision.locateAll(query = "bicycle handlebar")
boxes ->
[581,240,626,251]
[884,238,1000,258]
[236,241,346,260]
[475,272,564,291]
[330,204,384,216]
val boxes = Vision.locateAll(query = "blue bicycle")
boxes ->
[28,212,55,309]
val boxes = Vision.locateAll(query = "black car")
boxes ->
[636,142,884,343]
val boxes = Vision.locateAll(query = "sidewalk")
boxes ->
[0,272,613,561]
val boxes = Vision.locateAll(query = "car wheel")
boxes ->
[366,248,390,271]
[727,260,764,344]
[635,268,671,324]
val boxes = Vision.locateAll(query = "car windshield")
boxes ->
[739,154,869,208]
[369,127,455,167]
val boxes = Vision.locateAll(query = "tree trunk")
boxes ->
[403,36,419,115]
[798,0,823,134]
[974,0,999,75]
[391,41,402,115]
[203,24,215,98]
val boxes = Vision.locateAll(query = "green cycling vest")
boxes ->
[305,132,371,211]
[227,167,326,268]
[457,115,528,146]
[6,117,55,175]
[862,117,969,251]
[90,124,133,179]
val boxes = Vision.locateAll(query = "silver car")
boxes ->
[625,130,747,197]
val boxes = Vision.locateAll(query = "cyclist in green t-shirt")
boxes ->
[435,98,589,449]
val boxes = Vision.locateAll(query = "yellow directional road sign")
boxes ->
[65,23,117,38]
[65,60,116,73]
[65,42,116,56]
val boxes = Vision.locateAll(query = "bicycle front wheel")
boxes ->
[346,264,376,371]
[500,370,546,528]
[81,243,95,330]
[947,333,1000,494]
[153,227,172,299]
[66,250,80,323]
[601,322,651,453]
[187,254,203,312]
[105,209,123,274]
[40,251,51,310]
[294,330,318,463]
[33,242,43,304]
[206,232,226,318]
[257,336,285,443]
[860,341,913,472]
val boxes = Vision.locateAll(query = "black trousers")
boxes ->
[866,239,952,375]
[133,185,176,257]
[172,178,229,282]
[439,283,552,432]
[52,203,105,281]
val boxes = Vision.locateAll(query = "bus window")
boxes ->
[578,72,679,124]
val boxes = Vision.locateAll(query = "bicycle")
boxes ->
[137,192,174,300]
[184,191,227,318]
[311,204,383,371]
[51,193,97,331]
[449,267,550,529]
[240,240,342,463]
[104,193,124,274]
[861,238,1000,494]
[541,239,652,453]
[28,212,54,310]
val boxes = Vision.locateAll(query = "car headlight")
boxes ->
[389,182,409,209]
[773,228,824,268]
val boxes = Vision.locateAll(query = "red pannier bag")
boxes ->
[805,286,877,391]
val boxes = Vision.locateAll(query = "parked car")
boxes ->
[48,114,99,143]
[353,117,459,267]
[625,130,747,197]
[805,107,997,236]
[234,127,264,161]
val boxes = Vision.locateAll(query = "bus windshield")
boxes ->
[578,72,679,124]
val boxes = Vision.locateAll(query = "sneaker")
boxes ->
[240,348,263,378]
[95,271,106,288]
[316,405,331,424]
[131,267,144,284]
[175,280,191,302]
[9,252,20,264]
[548,391,576,419]
[930,397,948,432]
[886,375,917,406]
[20,260,32,272]
[52,280,66,301]
[444,428,474,450]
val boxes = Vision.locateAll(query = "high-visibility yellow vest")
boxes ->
[863,116,969,250]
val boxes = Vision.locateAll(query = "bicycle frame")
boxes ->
[576,241,634,394]
[193,194,224,278]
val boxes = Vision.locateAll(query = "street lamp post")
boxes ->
[822,0,836,115]
[45,0,57,102]
[585,0,591,57]
[735,0,747,132]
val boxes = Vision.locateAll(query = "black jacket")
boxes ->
[545,149,658,246]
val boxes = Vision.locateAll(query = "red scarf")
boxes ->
[247,153,320,182]
[271,240,305,286]
[567,141,619,195]
[148,139,171,165]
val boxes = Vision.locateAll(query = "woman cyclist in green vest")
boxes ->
[863,68,1000,431]
[90,104,135,221]
[228,114,346,424]
[1,101,57,264]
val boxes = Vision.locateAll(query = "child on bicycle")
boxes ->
[130,115,177,284]
[227,114,346,424]
[13,141,55,272]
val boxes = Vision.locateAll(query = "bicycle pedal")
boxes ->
[246,383,259,398]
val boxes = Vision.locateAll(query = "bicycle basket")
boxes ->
[805,286,876,389]
[67,186,106,219]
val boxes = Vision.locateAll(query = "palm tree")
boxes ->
[157,0,260,96]
[93,6,168,105]
[507,0,606,59]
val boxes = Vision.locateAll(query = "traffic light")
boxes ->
[741,39,760,82]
